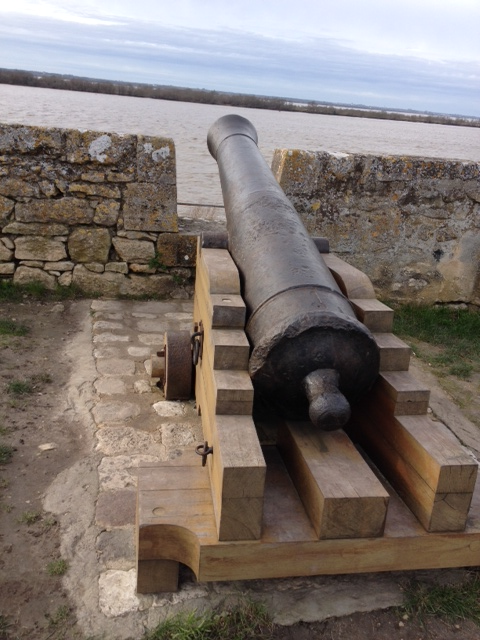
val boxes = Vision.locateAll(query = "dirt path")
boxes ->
[0,299,90,638]
[0,299,479,639]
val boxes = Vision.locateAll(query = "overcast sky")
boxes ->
[0,0,479,117]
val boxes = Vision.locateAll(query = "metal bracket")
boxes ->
[195,441,213,467]
[191,321,204,366]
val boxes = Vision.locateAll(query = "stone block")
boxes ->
[43,261,74,272]
[39,181,60,197]
[13,266,56,289]
[156,233,197,267]
[95,489,137,527]
[106,169,135,182]
[0,263,15,274]
[14,236,67,261]
[136,136,176,182]
[0,178,39,198]
[94,200,120,226]
[123,182,177,232]
[72,264,125,296]
[58,272,73,287]
[112,237,155,262]
[16,198,94,224]
[119,273,176,298]
[84,263,105,273]
[129,264,156,273]
[1,237,14,250]
[96,529,135,568]
[2,221,69,236]
[0,124,63,155]
[65,130,135,165]
[81,171,105,182]
[105,262,128,274]
[68,228,111,263]
[20,260,43,268]
[0,195,14,222]
[68,182,121,198]
[0,242,13,261]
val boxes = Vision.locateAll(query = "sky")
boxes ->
[0,0,479,117]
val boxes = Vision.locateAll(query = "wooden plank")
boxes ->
[195,258,246,329]
[196,346,253,415]
[377,371,431,404]
[349,404,478,531]
[209,329,250,370]
[209,293,246,328]
[194,263,253,415]
[368,371,430,416]
[350,299,394,333]
[323,253,376,299]
[197,247,241,294]
[195,280,250,371]
[278,422,388,539]
[195,360,265,540]
[373,333,412,371]
[194,264,250,373]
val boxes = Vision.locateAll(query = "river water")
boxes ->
[1,84,479,209]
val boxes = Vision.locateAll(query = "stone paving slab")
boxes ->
[42,299,479,640]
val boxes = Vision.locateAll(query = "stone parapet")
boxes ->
[273,149,480,306]
[0,123,196,297]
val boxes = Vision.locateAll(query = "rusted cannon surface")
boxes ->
[207,114,379,430]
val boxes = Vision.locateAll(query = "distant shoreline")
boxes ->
[1,68,479,128]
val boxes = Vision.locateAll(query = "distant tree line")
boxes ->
[1,68,478,128]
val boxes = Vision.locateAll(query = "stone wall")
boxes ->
[0,123,197,297]
[273,150,480,306]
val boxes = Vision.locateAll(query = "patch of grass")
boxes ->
[42,516,58,530]
[0,503,13,514]
[393,304,480,379]
[0,319,29,336]
[148,252,168,272]
[7,379,34,395]
[402,574,480,625]
[0,280,99,301]
[0,613,11,638]
[47,558,68,576]
[6,373,52,396]
[18,510,42,525]
[143,600,273,640]
[0,444,14,465]
[46,604,70,627]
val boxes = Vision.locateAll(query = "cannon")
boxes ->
[136,116,478,594]
[207,114,380,430]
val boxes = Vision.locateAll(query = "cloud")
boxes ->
[0,11,479,116]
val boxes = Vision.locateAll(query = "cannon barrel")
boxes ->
[207,114,379,430]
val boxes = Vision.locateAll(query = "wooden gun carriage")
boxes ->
[136,116,480,593]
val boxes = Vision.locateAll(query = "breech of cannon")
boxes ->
[207,115,380,430]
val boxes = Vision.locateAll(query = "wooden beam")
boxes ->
[367,371,430,416]
[350,298,394,333]
[373,333,412,371]
[278,422,389,539]
[136,448,480,591]
[323,253,377,299]
[192,245,266,541]
[349,404,478,532]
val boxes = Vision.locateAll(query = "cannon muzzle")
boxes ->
[208,114,379,430]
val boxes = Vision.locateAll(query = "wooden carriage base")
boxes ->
[136,241,480,593]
